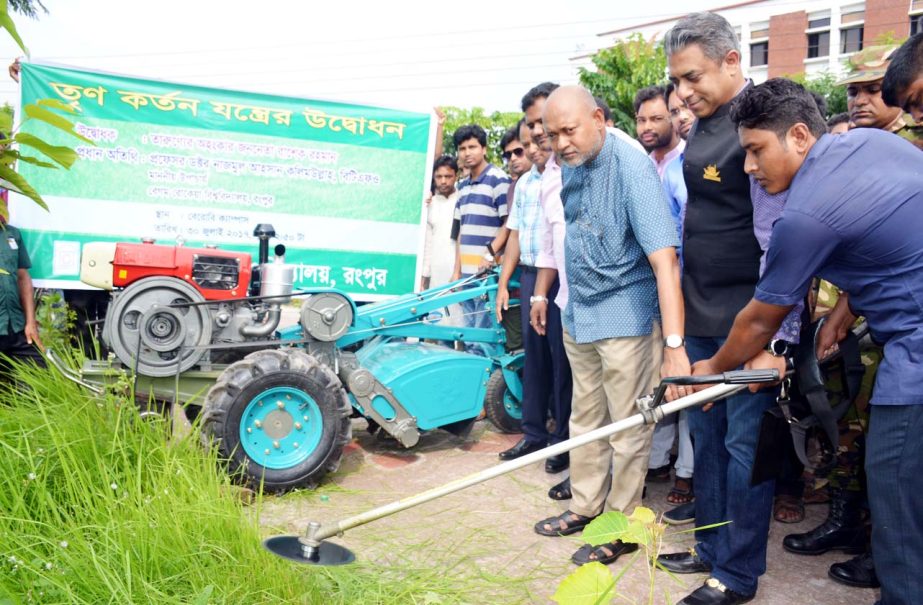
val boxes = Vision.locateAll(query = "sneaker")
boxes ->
[663,501,696,525]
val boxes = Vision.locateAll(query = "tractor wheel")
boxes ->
[201,349,351,492]
[484,367,523,434]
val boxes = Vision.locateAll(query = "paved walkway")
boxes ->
[260,419,878,604]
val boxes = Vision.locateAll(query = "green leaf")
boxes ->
[6,150,58,169]
[0,163,47,211]
[580,511,629,546]
[629,506,656,525]
[621,519,652,546]
[13,132,78,168]
[0,2,28,56]
[0,109,12,133]
[552,562,616,605]
[22,103,93,144]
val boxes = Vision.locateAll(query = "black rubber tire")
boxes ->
[200,349,351,492]
[484,367,523,434]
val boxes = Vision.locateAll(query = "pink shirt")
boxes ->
[649,139,685,179]
[535,154,568,309]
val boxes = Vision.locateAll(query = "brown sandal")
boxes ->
[773,494,805,524]
[667,477,694,505]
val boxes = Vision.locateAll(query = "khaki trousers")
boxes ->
[563,323,662,518]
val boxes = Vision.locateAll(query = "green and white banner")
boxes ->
[12,63,433,300]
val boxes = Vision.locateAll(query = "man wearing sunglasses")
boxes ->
[500,125,533,182]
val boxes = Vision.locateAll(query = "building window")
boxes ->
[912,13,923,36]
[750,41,768,67]
[808,31,830,58]
[806,13,831,59]
[841,26,863,54]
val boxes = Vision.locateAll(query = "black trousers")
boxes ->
[518,267,572,445]
[0,330,45,378]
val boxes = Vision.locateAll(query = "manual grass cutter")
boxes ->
[262,369,781,565]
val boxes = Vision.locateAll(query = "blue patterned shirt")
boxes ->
[506,164,544,266]
[560,133,680,343]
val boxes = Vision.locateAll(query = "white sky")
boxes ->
[0,0,718,113]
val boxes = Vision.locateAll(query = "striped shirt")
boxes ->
[506,165,544,267]
[454,163,510,276]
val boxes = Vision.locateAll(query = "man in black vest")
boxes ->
[654,12,778,605]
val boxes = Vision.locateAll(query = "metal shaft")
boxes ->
[308,382,746,543]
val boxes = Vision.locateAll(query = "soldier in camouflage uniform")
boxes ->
[839,45,923,143]
[783,46,923,590]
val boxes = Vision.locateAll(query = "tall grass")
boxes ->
[0,361,482,604]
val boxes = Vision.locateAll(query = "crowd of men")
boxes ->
[422,12,923,605]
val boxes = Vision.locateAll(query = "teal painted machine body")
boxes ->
[277,271,523,433]
[276,270,523,438]
[353,338,492,430]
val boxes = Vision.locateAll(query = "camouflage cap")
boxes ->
[836,45,899,86]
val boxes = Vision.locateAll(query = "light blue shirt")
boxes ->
[661,152,687,262]
[507,164,544,266]
[560,133,680,343]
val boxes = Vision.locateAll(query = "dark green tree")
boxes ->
[440,106,522,167]
[579,33,667,134]
[789,72,847,118]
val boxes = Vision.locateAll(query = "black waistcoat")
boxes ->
[682,96,762,337]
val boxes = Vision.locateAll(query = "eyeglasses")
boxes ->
[501,147,526,161]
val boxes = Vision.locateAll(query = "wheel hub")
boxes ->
[263,408,294,439]
[241,386,324,469]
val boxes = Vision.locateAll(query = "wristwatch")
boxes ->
[483,252,495,262]
[766,339,791,357]
[664,334,685,349]
[529,295,548,304]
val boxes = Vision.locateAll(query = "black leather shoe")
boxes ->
[828,552,880,588]
[548,477,571,500]
[498,438,546,460]
[545,452,569,473]
[657,550,712,574]
[679,578,754,605]
[782,488,865,555]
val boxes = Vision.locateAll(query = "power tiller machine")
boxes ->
[54,225,524,492]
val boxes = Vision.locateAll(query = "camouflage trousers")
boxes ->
[813,280,879,495]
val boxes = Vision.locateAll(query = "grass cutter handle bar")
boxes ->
[660,369,780,386]
[652,369,780,409]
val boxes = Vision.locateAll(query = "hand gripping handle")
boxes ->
[659,369,780,386]
[651,369,780,408]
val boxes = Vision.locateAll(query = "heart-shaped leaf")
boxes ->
[552,561,616,605]
[581,511,629,546]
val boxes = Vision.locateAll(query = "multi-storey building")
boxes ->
[575,0,921,82]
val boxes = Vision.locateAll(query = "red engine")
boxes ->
[107,241,253,301]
